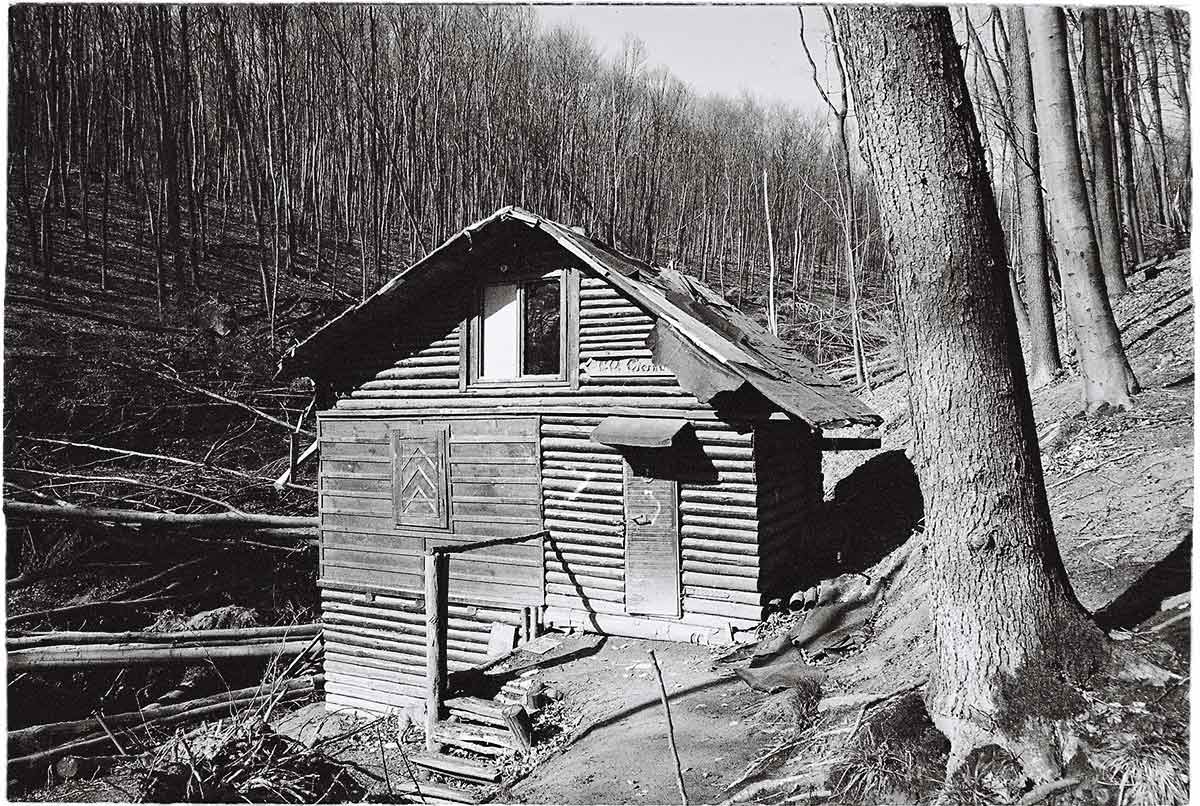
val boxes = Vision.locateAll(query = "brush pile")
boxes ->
[138,705,362,803]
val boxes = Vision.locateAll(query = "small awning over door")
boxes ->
[590,417,689,449]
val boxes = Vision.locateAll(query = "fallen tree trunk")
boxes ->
[7,637,318,672]
[4,501,318,529]
[8,675,323,768]
[8,624,319,650]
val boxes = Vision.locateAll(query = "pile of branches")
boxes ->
[139,721,362,803]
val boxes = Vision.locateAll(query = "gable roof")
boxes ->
[278,207,881,429]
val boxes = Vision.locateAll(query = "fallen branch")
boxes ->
[17,436,316,493]
[4,501,317,530]
[8,675,323,769]
[117,360,316,438]
[647,649,689,806]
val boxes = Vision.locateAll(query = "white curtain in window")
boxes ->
[481,282,519,379]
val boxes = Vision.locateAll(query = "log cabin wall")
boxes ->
[314,260,798,711]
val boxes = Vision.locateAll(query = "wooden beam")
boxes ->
[429,530,548,556]
[424,551,449,752]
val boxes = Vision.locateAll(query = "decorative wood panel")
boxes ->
[623,464,681,618]
[392,424,449,529]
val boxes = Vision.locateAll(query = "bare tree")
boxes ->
[830,4,1103,783]
[1026,7,1139,411]
[1007,8,1062,388]
[1080,9,1126,295]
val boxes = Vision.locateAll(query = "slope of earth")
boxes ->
[826,249,1192,621]
[501,636,763,805]
[726,251,1192,804]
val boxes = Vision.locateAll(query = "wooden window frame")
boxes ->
[462,267,579,390]
[391,422,452,531]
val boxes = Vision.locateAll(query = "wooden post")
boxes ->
[424,550,448,751]
[500,705,533,755]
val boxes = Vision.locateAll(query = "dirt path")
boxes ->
[503,636,762,805]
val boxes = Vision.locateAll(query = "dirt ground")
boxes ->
[498,634,764,805]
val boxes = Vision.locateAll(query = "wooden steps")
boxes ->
[404,680,541,796]
[394,780,479,804]
[410,752,501,784]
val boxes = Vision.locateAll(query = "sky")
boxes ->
[531,5,834,115]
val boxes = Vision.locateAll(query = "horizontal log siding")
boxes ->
[320,585,523,715]
[541,416,627,615]
[318,417,544,608]
[679,426,765,627]
[754,422,823,599]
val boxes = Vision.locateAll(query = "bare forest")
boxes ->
[3,4,1193,805]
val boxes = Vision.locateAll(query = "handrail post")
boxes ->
[424,549,448,751]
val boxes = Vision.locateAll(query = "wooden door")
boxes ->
[623,464,681,617]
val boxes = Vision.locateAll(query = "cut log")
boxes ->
[443,697,506,727]
[393,780,480,804]
[410,752,501,784]
[500,705,533,755]
[433,721,515,755]
[4,501,317,530]
[54,754,125,781]
[7,638,317,672]
[8,624,319,650]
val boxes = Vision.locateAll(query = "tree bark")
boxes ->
[1106,8,1145,265]
[830,5,1103,783]
[1080,10,1126,296]
[1027,7,1139,411]
[1007,9,1062,388]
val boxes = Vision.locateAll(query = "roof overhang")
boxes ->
[591,417,690,449]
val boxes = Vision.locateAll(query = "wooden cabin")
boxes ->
[278,206,881,717]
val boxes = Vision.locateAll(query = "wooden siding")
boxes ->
[316,263,780,715]
[319,417,544,608]
[320,584,524,715]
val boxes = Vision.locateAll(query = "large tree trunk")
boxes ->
[1007,9,1061,389]
[830,5,1103,782]
[1106,8,1145,265]
[1080,10,1126,296]
[1027,8,1140,411]
[1165,10,1191,227]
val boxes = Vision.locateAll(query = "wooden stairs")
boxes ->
[399,675,542,804]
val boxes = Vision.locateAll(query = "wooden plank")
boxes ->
[323,548,425,575]
[623,464,682,618]
[449,442,536,459]
[410,752,500,784]
[322,531,424,556]
[321,494,390,515]
[447,417,538,437]
[322,476,391,494]
[322,441,391,459]
[322,566,542,606]
[450,500,542,520]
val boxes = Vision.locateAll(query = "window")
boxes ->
[477,272,563,381]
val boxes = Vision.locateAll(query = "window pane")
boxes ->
[481,283,519,379]
[523,277,562,376]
